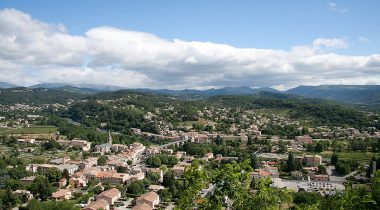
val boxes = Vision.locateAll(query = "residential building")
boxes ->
[204,152,214,160]
[311,174,329,181]
[251,169,272,179]
[135,191,160,209]
[132,204,152,210]
[304,155,322,166]
[96,188,121,205]
[20,176,35,185]
[51,189,72,200]
[58,178,67,188]
[147,168,163,182]
[172,166,185,178]
[58,139,92,151]
[83,199,110,210]
[14,190,33,201]
[31,164,78,176]
[295,135,313,144]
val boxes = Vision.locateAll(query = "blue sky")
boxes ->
[0,0,379,89]
[1,0,379,55]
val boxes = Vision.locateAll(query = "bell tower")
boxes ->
[108,130,112,145]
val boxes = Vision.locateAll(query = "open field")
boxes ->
[320,150,379,164]
[0,125,57,135]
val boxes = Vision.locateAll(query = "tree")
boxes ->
[335,161,350,175]
[215,135,224,146]
[127,180,149,195]
[250,153,260,169]
[146,171,161,184]
[28,176,54,201]
[6,179,23,191]
[293,190,321,208]
[41,141,61,151]
[315,141,325,152]
[162,171,175,188]
[318,165,327,175]
[331,153,339,165]
[278,139,287,153]
[372,170,380,206]
[82,152,90,159]
[160,165,168,173]
[27,199,80,210]
[0,188,19,209]
[46,167,62,183]
[286,152,298,172]
[247,135,253,146]
[145,156,161,168]
[97,155,108,166]
[90,186,103,195]
[116,166,127,173]
[127,160,133,166]
[177,163,208,209]
[62,169,70,181]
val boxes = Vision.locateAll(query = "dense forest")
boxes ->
[207,92,380,129]
[0,88,85,105]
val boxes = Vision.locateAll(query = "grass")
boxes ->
[320,150,378,164]
[0,125,57,135]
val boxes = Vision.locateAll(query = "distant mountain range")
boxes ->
[286,85,380,105]
[30,83,123,93]
[0,81,379,106]
[0,82,19,89]
[131,86,280,99]
[0,87,85,104]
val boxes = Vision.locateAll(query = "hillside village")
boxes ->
[0,92,380,210]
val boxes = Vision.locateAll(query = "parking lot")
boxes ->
[274,178,345,193]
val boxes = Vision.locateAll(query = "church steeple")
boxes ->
[108,130,112,145]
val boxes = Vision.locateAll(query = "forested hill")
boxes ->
[87,89,182,110]
[286,85,380,105]
[130,86,280,99]
[207,91,380,129]
[0,87,86,104]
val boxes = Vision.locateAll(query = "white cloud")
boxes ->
[0,8,379,90]
[312,38,348,50]
[328,2,349,13]
[358,36,369,42]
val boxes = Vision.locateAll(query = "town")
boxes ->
[0,89,379,209]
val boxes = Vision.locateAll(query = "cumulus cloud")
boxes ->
[0,8,379,90]
[312,38,348,51]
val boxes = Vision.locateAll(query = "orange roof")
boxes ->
[137,191,159,203]
[253,169,271,176]
[132,204,152,210]
[52,189,69,198]
[98,188,120,199]
[96,171,114,178]
[84,199,109,210]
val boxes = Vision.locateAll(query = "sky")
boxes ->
[0,0,379,90]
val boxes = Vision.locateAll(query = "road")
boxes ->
[165,203,176,210]
[114,198,133,210]
[158,139,190,149]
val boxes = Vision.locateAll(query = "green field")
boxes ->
[320,150,378,164]
[0,125,57,135]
